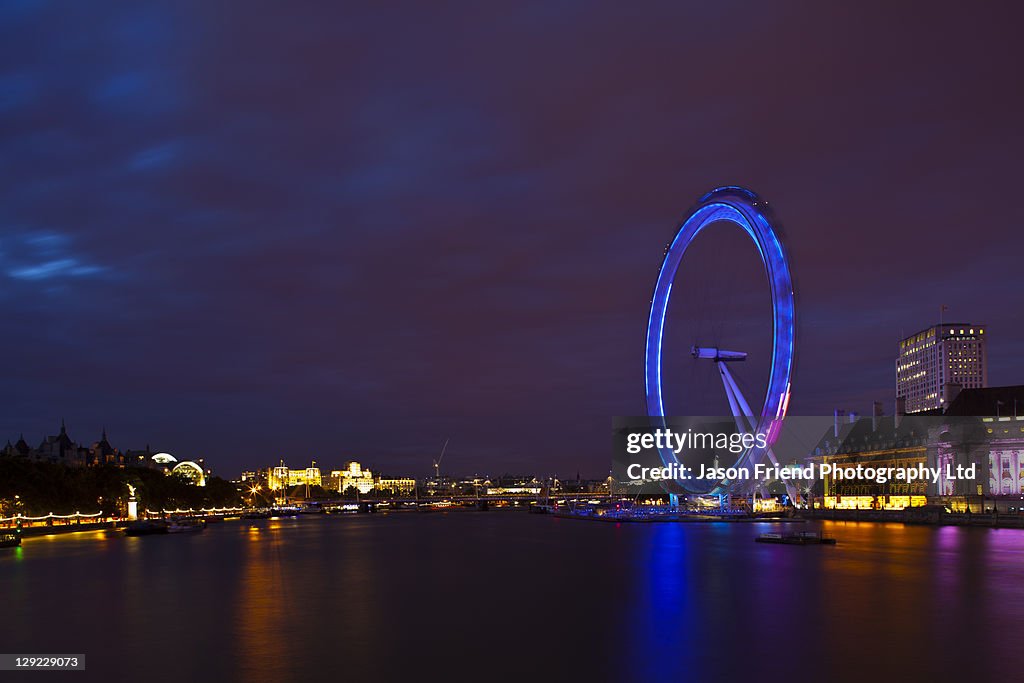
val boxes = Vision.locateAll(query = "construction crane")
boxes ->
[432,438,449,480]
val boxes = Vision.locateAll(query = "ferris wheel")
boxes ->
[644,186,796,499]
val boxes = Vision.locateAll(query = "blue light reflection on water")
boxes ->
[636,523,690,663]
[616,519,1021,682]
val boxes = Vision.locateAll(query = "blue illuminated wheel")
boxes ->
[644,186,795,494]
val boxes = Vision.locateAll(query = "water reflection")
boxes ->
[3,515,1024,681]
[236,522,291,679]
[626,523,701,681]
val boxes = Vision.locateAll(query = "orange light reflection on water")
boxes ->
[235,522,293,680]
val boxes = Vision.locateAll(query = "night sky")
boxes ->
[3,1,1023,478]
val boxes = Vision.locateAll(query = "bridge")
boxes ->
[301,491,615,511]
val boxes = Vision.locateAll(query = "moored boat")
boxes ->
[0,531,22,547]
[755,531,836,545]
[125,520,169,536]
[268,506,301,518]
[167,518,206,533]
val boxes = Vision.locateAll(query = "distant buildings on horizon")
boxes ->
[0,420,210,485]
[0,421,577,498]
[2,420,156,469]
[240,461,592,498]
[252,461,416,496]
[3,318,1019,494]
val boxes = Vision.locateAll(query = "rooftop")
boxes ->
[944,385,1024,417]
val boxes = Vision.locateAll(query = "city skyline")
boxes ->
[3,3,1024,477]
[6,5,1024,682]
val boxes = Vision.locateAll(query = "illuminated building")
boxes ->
[377,477,416,494]
[810,387,1024,512]
[932,386,1024,511]
[172,461,207,487]
[809,415,930,510]
[151,453,211,485]
[485,484,542,495]
[267,463,322,490]
[238,470,262,484]
[300,465,322,487]
[331,462,374,494]
[485,477,543,495]
[151,452,177,471]
[452,476,489,496]
[753,497,782,513]
[897,324,987,414]
[268,465,288,490]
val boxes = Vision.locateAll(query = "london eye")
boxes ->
[644,186,796,499]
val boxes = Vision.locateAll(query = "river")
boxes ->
[3,512,1022,682]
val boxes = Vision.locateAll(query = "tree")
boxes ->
[0,460,242,515]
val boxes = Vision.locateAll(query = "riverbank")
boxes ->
[4,505,518,540]
[18,520,121,537]
[8,514,239,538]
[802,508,1024,528]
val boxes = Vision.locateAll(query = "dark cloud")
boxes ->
[2,1,1023,477]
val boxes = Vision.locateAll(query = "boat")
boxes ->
[755,531,836,545]
[242,510,271,519]
[326,504,360,514]
[0,531,22,548]
[124,520,169,536]
[167,519,206,533]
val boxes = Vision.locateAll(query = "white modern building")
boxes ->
[897,323,987,413]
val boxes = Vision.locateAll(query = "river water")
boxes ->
[2,512,1022,682]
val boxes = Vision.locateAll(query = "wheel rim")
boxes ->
[644,186,795,494]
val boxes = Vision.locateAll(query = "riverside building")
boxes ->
[897,324,987,414]
[808,386,1024,512]
[267,463,322,490]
